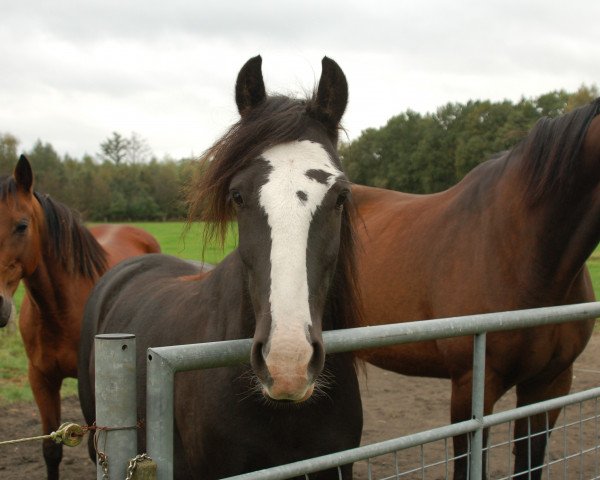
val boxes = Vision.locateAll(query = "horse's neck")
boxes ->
[491,158,600,294]
[22,245,85,322]
[562,113,600,273]
[525,112,600,279]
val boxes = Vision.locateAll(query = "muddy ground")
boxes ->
[1,334,599,479]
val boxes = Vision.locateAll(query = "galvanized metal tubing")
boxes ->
[95,302,600,480]
[95,334,137,479]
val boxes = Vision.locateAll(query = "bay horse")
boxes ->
[352,98,600,479]
[0,154,161,480]
[78,56,363,479]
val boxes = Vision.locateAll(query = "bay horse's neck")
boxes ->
[465,142,600,300]
[22,257,90,324]
[22,199,102,327]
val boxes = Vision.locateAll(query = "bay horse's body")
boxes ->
[353,99,600,479]
[0,156,161,480]
[78,56,363,479]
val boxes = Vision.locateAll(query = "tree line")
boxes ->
[1,84,597,221]
[0,132,196,221]
[341,85,598,194]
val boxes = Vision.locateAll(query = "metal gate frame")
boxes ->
[94,302,600,480]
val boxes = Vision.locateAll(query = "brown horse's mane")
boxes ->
[0,175,107,279]
[186,93,363,331]
[514,97,600,205]
[33,192,108,279]
[327,199,364,331]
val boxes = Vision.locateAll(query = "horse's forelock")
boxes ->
[186,92,359,331]
[187,93,340,251]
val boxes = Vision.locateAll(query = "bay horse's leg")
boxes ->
[450,372,506,480]
[29,364,63,480]
[450,378,471,480]
[512,367,573,480]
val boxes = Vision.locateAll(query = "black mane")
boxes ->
[516,98,600,204]
[34,192,108,279]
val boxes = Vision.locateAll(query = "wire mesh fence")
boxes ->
[352,372,600,480]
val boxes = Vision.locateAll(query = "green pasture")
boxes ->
[124,222,238,264]
[2,223,600,405]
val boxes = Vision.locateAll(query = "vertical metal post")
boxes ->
[95,334,137,480]
[469,332,486,479]
[147,348,175,480]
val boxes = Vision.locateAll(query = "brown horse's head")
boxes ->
[0,155,42,326]
[189,56,359,402]
[0,155,108,328]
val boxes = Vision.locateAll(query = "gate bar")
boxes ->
[469,332,486,479]
[146,302,600,480]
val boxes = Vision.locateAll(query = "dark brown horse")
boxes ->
[352,98,600,479]
[78,56,363,479]
[0,155,161,480]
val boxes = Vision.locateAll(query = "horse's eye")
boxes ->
[335,190,349,210]
[14,221,28,235]
[231,190,244,207]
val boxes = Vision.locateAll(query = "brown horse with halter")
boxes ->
[0,155,161,480]
[352,98,600,479]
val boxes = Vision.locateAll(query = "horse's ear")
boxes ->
[308,57,348,134]
[235,55,266,116]
[14,154,33,193]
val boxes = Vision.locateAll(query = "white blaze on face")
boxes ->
[259,140,341,398]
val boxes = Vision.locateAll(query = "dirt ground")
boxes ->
[1,334,600,480]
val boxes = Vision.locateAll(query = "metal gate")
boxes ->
[94,302,600,479]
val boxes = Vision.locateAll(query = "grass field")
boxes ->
[1,222,600,405]
[124,222,238,263]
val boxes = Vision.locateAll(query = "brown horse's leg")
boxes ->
[450,374,481,480]
[512,367,573,480]
[29,364,63,480]
[450,371,506,480]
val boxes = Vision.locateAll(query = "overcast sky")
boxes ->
[2,0,599,161]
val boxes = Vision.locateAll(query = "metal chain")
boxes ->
[98,452,109,480]
[125,453,151,480]
[96,452,151,480]
[92,423,149,480]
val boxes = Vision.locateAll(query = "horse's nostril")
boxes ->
[250,341,268,372]
[251,341,263,360]
[309,341,325,375]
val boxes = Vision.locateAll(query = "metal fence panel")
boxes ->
[95,302,600,479]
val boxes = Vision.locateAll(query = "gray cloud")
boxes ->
[2,0,599,159]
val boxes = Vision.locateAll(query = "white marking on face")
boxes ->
[259,140,341,391]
